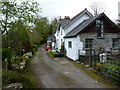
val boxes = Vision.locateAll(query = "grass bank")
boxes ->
[66,58,116,88]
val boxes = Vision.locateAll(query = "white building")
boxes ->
[55,9,93,60]
[54,8,120,61]
[118,1,120,21]
[54,16,70,51]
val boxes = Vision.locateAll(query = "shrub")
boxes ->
[2,70,33,88]
[101,64,120,85]
[2,48,12,69]
[2,48,11,61]
[50,50,64,57]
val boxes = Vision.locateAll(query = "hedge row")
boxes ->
[50,50,64,57]
[2,70,33,88]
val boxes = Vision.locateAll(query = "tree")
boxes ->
[34,17,51,44]
[1,0,40,55]
[0,1,40,34]
[50,18,58,34]
[90,1,106,16]
[0,1,17,34]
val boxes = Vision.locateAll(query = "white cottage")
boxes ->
[54,16,70,51]
[55,8,120,61]
[55,8,93,60]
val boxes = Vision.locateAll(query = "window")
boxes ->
[61,39,63,43]
[96,20,104,37]
[119,13,120,16]
[112,38,120,48]
[85,39,93,48]
[68,41,72,48]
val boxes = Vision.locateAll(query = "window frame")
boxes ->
[68,41,72,48]
[96,20,104,38]
[85,39,93,49]
[112,38,120,49]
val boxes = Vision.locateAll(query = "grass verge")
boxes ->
[20,59,38,88]
[66,58,116,88]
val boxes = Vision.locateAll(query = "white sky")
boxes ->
[14,0,120,21]
[32,0,120,21]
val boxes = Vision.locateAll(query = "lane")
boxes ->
[31,47,77,88]
[31,46,108,88]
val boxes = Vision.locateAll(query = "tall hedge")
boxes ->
[2,48,12,69]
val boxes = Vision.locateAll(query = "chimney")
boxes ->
[64,16,70,19]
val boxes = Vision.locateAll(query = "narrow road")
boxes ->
[31,45,107,88]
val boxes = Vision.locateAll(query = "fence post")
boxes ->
[90,48,92,67]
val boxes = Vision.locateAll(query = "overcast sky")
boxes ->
[32,0,119,21]
[14,0,120,21]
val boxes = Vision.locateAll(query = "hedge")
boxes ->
[50,50,64,57]
[2,48,11,61]
[2,70,33,88]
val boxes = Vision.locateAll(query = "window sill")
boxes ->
[97,37,105,39]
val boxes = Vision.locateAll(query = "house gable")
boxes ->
[64,13,120,38]
[63,8,93,30]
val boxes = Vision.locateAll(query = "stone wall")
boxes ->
[79,33,120,54]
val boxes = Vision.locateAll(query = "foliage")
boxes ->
[90,1,106,16]
[34,17,51,44]
[50,50,64,57]
[2,48,12,69]
[2,48,11,61]
[2,70,34,88]
[0,1,40,34]
[117,23,120,28]
[1,0,40,56]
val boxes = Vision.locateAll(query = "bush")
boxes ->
[101,64,120,85]
[2,70,33,88]
[50,50,64,57]
[2,48,11,61]
[2,48,12,69]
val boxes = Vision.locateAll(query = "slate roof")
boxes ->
[63,8,93,29]
[64,13,120,38]
[48,35,55,42]
[55,19,70,32]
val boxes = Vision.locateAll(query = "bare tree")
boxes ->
[90,1,106,16]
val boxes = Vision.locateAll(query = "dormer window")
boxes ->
[96,20,104,38]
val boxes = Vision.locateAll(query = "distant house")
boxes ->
[54,16,70,51]
[47,35,55,48]
[55,9,120,61]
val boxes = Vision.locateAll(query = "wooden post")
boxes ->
[90,48,92,67]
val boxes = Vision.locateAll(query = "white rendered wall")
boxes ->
[118,1,120,20]
[64,14,90,35]
[64,35,83,61]
[55,27,65,51]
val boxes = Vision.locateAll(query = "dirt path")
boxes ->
[31,45,108,88]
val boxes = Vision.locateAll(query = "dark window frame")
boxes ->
[68,41,72,48]
[96,20,104,38]
[85,39,93,49]
[112,38,120,48]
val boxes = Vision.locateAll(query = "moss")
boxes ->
[49,50,64,57]
[66,58,115,88]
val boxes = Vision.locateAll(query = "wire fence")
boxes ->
[78,48,120,84]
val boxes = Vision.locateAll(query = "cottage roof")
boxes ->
[48,35,55,41]
[55,19,70,32]
[64,13,120,38]
[63,8,93,29]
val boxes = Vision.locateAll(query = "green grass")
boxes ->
[66,58,116,88]
[20,60,38,88]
